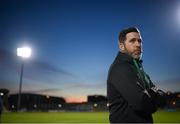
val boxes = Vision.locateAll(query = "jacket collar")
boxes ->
[115,51,143,64]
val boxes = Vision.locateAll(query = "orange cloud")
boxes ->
[66,96,87,103]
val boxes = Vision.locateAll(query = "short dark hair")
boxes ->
[118,27,140,43]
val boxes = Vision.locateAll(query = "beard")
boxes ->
[131,52,142,59]
[123,46,142,59]
[132,49,142,59]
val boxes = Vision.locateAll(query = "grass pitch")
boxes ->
[1,110,180,123]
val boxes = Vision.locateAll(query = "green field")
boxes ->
[1,110,180,123]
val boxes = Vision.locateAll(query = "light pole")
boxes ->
[17,47,31,112]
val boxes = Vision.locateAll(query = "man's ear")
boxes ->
[118,42,125,51]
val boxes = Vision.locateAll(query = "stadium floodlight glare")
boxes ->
[58,104,62,108]
[94,103,97,107]
[16,46,32,112]
[17,47,32,58]
[0,92,4,96]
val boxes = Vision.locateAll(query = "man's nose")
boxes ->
[135,41,141,47]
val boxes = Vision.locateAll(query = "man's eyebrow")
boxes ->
[129,38,137,41]
[129,38,142,41]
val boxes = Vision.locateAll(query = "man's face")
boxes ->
[119,32,143,59]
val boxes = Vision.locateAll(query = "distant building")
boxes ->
[88,95,107,103]
[5,91,180,112]
[64,102,92,111]
[87,95,108,111]
[165,92,180,109]
[8,93,65,111]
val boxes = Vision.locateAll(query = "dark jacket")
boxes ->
[107,52,166,123]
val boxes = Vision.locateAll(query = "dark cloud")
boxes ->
[0,48,18,63]
[23,88,62,94]
[30,60,74,77]
[0,48,75,86]
[63,82,105,89]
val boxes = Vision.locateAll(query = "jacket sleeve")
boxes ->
[109,63,157,114]
[146,75,167,108]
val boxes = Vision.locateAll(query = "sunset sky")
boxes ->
[0,0,180,102]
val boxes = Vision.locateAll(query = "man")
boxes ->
[107,27,166,123]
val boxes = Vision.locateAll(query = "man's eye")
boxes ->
[138,39,142,43]
[129,40,135,43]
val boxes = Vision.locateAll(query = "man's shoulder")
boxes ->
[108,60,134,76]
[114,52,134,64]
[111,59,132,69]
[108,52,135,77]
